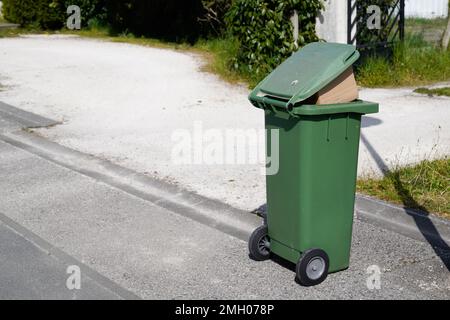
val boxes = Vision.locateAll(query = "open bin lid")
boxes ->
[249,42,360,109]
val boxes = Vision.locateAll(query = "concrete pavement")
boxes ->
[0,106,449,299]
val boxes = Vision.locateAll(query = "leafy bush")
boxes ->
[226,0,323,78]
[2,0,63,29]
[2,0,232,38]
[2,0,106,29]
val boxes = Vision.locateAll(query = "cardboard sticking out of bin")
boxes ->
[310,67,359,105]
[249,42,361,110]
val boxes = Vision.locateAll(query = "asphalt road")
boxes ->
[0,219,133,300]
[0,109,449,299]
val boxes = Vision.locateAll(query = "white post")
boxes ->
[316,0,349,44]
[290,10,299,48]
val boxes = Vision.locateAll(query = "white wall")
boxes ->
[405,0,448,19]
[316,0,349,44]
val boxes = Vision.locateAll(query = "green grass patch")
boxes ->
[356,34,450,87]
[0,27,25,38]
[0,22,43,38]
[60,26,185,49]
[357,158,450,219]
[193,37,257,85]
[414,87,450,97]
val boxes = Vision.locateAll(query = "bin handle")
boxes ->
[261,96,287,108]
[261,96,297,117]
[250,94,298,117]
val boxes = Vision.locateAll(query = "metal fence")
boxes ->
[348,0,405,60]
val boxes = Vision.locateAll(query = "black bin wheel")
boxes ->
[248,225,270,261]
[296,248,329,286]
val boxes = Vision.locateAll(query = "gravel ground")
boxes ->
[0,35,449,211]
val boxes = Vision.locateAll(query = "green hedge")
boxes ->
[226,0,323,77]
[2,0,234,39]
[2,0,63,29]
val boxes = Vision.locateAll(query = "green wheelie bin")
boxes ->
[248,42,379,286]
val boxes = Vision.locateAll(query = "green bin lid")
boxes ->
[251,42,360,107]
